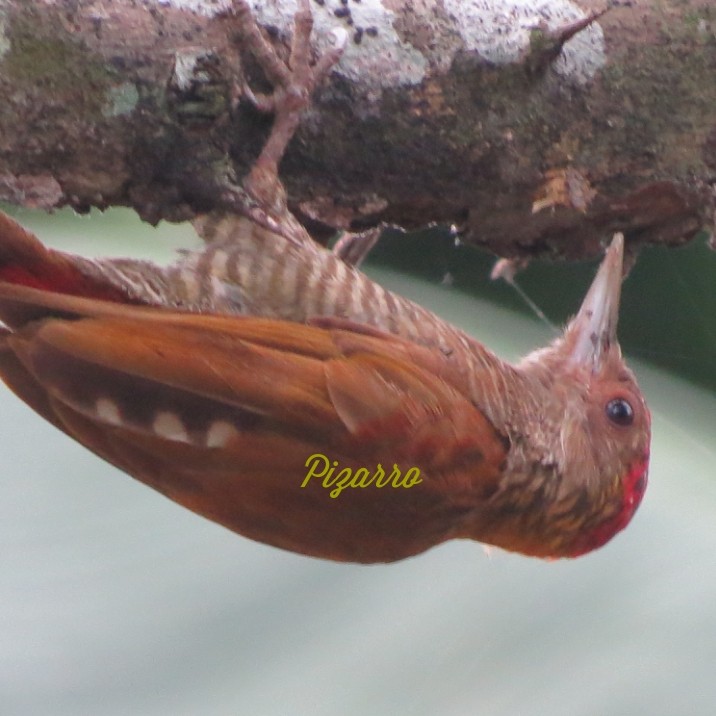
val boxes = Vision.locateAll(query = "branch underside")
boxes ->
[0,0,712,260]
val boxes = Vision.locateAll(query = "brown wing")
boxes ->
[0,283,507,562]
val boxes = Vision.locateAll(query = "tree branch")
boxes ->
[0,0,713,260]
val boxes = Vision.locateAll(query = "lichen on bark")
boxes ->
[0,0,713,260]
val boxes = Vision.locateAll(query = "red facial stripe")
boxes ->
[568,453,650,557]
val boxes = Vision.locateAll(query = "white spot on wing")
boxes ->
[206,420,239,448]
[96,398,122,426]
[153,411,191,443]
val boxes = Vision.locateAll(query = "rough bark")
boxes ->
[0,0,714,260]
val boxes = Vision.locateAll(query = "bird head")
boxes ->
[513,234,650,556]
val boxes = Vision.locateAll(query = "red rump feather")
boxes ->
[0,212,129,302]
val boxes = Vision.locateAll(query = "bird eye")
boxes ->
[605,398,634,426]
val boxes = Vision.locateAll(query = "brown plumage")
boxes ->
[0,211,650,562]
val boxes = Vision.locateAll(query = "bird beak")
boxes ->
[566,233,624,374]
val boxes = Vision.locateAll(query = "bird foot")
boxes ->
[227,0,347,218]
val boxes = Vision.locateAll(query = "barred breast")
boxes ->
[77,213,507,400]
[184,214,470,357]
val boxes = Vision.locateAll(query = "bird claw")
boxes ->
[227,0,345,217]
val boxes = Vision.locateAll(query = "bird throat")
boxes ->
[567,454,649,557]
